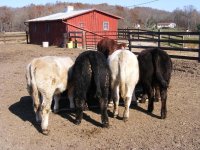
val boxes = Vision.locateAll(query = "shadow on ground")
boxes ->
[9,95,110,130]
[130,102,161,119]
[8,96,42,133]
[9,95,161,134]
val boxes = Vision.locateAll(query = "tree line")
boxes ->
[0,2,200,32]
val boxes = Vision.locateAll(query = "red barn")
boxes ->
[26,7,122,48]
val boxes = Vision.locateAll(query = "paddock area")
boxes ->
[0,43,199,149]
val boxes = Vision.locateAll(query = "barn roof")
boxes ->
[26,8,122,22]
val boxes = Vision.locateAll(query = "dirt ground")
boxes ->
[0,43,199,150]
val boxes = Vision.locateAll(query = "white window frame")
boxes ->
[103,21,109,31]
[79,22,84,29]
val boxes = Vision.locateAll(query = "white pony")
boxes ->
[108,50,139,121]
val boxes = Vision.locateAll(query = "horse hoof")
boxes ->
[131,101,138,107]
[147,107,153,113]
[42,129,50,135]
[161,113,167,119]
[53,109,59,114]
[102,122,109,128]
[139,99,147,103]
[154,98,160,102]
[113,114,118,118]
[123,117,128,122]
[108,101,114,108]
[36,120,41,124]
[75,120,81,125]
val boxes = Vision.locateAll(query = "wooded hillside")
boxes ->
[0,2,200,32]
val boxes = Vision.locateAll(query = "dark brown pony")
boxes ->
[97,38,126,58]
[138,48,172,119]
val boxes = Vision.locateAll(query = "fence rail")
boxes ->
[85,31,118,49]
[124,28,200,61]
[68,28,199,61]
[0,32,28,43]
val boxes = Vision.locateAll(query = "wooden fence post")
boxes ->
[126,28,128,39]
[3,33,5,43]
[26,31,29,44]
[94,35,97,49]
[128,31,131,51]
[63,33,68,48]
[199,33,200,62]
[168,35,170,46]
[123,29,125,39]
[158,29,161,48]
[82,31,86,49]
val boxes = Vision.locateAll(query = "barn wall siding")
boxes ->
[29,21,66,46]
[67,11,118,32]
[29,10,120,47]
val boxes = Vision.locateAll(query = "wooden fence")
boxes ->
[0,32,28,44]
[66,28,199,61]
[119,28,200,61]
[63,32,84,48]
[85,31,118,49]
[2,30,199,61]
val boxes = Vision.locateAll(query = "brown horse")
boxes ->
[97,38,126,58]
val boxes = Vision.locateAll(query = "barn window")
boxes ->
[34,24,37,32]
[79,23,84,29]
[46,24,50,33]
[103,22,109,30]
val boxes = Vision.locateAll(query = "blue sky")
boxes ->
[0,0,199,12]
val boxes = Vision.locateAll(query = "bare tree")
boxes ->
[0,2,199,32]
[0,7,13,32]
[172,5,200,31]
